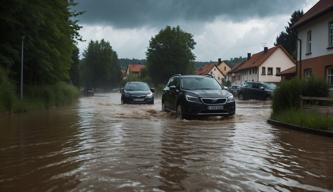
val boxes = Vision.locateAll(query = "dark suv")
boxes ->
[238,82,276,100]
[162,75,235,119]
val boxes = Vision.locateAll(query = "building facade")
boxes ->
[294,0,333,90]
[229,46,296,85]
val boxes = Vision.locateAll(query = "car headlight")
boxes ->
[227,95,235,103]
[185,95,201,103]
[146,92,153,98]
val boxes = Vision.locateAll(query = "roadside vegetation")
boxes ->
[271,78,333,130]
[0,1,81,113]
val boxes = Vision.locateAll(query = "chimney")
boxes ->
[264,47,268,53]
[218,58,222,64]
[247,53,251,60]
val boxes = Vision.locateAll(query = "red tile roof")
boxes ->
[196,64,215,75]
[232,45,295,73]
[294,0,333,28]
[128,64,145,73]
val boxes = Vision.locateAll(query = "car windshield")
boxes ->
[125,82,150,91]
[263,83,276,90]
[181,77,221,90]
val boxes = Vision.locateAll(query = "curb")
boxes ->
[267,119,333,137]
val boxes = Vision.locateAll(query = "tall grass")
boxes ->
[1,67,79,113]
[272,109,333,130]
[0,68,16,112]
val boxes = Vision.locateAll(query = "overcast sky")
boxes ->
[75,0,318,61]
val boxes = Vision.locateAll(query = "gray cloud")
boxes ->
[75,0,307,28]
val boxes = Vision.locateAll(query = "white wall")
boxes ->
[259,48,295,83]
[209,66,225,84]
[297,11,333,60]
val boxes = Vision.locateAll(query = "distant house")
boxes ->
[229,46,296,85]
[124,64,145,80]
[294,0,333,90]
[216,58,232,77]
[196,63,225,84]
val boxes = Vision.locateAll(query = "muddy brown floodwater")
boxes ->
[0,93,333,192]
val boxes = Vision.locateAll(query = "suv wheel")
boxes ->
[176,104,184,119]
[162,101,167,112]
[238,93,244,100]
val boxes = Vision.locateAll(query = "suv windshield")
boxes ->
[181,77,221,90]
[125,82,150,91]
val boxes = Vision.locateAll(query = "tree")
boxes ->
[70,46,80,87]
[146,26,196,85]
[275,10,304,58]
[0,0,82,85]
[82,40,121,89]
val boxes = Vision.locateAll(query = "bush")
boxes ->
[27,82,79,108]
[272,109,333,130]
[273,78,329,113]
[0,68,17,112]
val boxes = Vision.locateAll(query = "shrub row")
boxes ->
[0,68,79,113]
[272,78,329,113]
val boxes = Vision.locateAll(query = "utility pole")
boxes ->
[297,38,302,80]
[20,36,25,100]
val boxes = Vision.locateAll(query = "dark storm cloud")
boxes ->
[75,0,306,27]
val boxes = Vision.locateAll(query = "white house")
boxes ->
[196,63,225,84]
[229,46,296,85]
[294,0,333,91]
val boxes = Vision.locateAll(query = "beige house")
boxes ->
[229,46,296,85]
[196,63,225,84]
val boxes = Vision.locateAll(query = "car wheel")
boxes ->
[238,93,244,100]
[162,102,166,112]
[176,104,184,119]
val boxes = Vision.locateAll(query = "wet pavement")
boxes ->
[0,93,333,192]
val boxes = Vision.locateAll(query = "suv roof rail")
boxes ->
[171,74,182,77]
[205,74,214,78]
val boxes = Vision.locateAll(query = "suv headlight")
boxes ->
[146,92,153,98]
[227,95,235,103]
[185,95,201,103]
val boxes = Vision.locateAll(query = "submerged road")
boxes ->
[0,93,332,192]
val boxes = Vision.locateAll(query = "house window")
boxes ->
[276,67,281,75]
[329,22,333,48]
[224,66,226,71]
[306,30,312,54]
[327,66,333,89]
[249,69,252,75]
[262,67,266,75]
[304,68,312,78]
[268,67,273,75]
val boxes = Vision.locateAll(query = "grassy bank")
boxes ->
[271,109,333,131]
[0,70,79,113]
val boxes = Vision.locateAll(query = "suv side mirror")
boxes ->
[120,88,124,93]
[150,88,155,93]
[169,85,177,91]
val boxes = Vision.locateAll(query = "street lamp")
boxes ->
[20,36,25,100]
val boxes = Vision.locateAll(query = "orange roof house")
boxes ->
[196,63,225,84]
[124,64,145,80]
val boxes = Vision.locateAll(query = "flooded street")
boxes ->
[1,93,333,192]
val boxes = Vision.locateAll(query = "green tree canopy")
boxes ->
[82,40,121,89]
[146,26,196,85]
[275,10,304,58]
[0,0,81,85]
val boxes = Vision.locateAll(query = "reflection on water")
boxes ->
[0,93,332,192]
